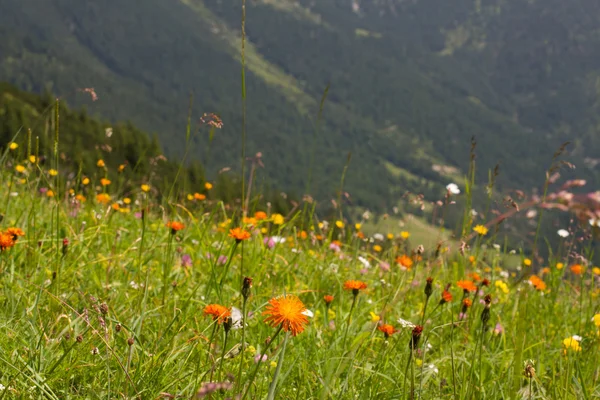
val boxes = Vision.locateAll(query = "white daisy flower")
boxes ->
[557,229,569,238]
[446,183,461,195]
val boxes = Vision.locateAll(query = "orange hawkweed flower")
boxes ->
[378,324,396,338]
[203,304,231,324]
[457,280,477,293]
[440,290,453,304]
[254,211,268,220]
[263,295,309,336]
[396,254,414,269]
[229,227,251,242]
[344,280,368,296]
[0,233,15,251]
[167,221,185,234]
[323,295,334,305]
[570,264,584,275]
[5,227,25,241]
[529,275,547,291]
[468,272,481,282]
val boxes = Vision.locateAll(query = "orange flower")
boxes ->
[570,264,584,275]
[529,275,547,291]
[100,178,111,186]
[5,227,25,241]
[396,254,414,269]
[440,290,453,304]
[254,211,268,220]
[457,280,477,293]
[344,280,368,294]
[468,272,481,282]
[378,324,396,338]
[229,227,251,242]
[203,304,231,324]
[0,233,15,251]
[263,295,309,336]
[323,295,334,305]
[194,193,206,201]
[461,298,472,312]
[96,193,111,204]
[167,221,185,233]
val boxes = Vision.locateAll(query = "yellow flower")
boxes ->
[75,194,86,202]
[246,345,256,354]
[100,178,111,186]
[415,359,423,367]
[97,159,105,168]
[369,312,380,323]
[556,262,564,270]
[335,220,344,229]
[9,142,18,150]
[46,190,54,197]
[562,337,581,352]
[387,233,394,240]
[355,223,362,231]
[495,280,509,294]
[118,164,126,172]
[119,207,130,213]
[15,165,26,173]
[68,189,75,195]
[270,361,277,368]
[373,244,382,252]
[48,169,58,176]
[141,184,150,192]
[400,231,410,239]
[205,182,213,190]
[82,177,90,185]
[524,258,532,267]
[260,227,268,234]
[272,213,284,225]
[327,309,336,320]
[187,194,194,201]
[123,197,131,205]
[29,155,37,163]
[473,225,488,236]
[592,267,600,276]
[592,314,600,327]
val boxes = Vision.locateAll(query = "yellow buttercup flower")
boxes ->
[335,220,344,229]
[141,184,150,192]
[473,225,488,236]
[369,312,380,323]
[592,267,600,276]
[272,213,284,225]
[46,190,54,197]
[187,194,194,201]
[524,258,532,267]
[387,233,394,240]
[373,244,382,253]
[29,155,37,163]
[123,197,131,205]
[556,262,564,270]
[48,169,58,176]
[97,159,105,168]
[355,223,362,231]
[205,182,213,190]
[592,314,600,327]
[15,165,26,173]
[9,142,18,150]
[100,178,111,186]
[400,231,410,239]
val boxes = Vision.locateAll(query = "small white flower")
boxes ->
[397,318,416,328]
[358,256,371,269]
[509,250,516,255]
[373,233,384,241]
[0,383,5,391]
[231,307,243,329]
[526,210,537,219]
[291,248,301,253]
[9,192,18,197]
[500,271,509,278]
[446,183,461,195]
[589,218,600,227]
[557,229,569,238]
[362,210,371,220]
[271,236,286,243]
[493,244,501,250]
[471,209,478,216]
[301,309,314,318]
[572,335,582,342]
[129,281,140,290]
[428,364,439,374]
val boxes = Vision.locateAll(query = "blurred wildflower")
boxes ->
[141,184,150,192]
[370,312,380,323]
[263,295,309,336]
[166,221,185,234]
[523,258,532,267]
[254,211,267,220]
[473,225,488,236]
[205,182,213,190]
[97,159,105,168]
[410,325,423,350]
[335,220,344,229]
[15,165,26,173]
[229,228,251,242]
[100,178,111,186]
[82,177,90,185]
[556,262,564,270]
[562,336,582,352]
[194,193,206,200]
[344,280,367,295]
[570,264,584,275]
[373,244,382,253]
[324,295,334,306]
[446,183,460,195]
[272,213,284,225]
[29,155,36,163]
[203,304,231,324]
[397,318,416,328]
[457,280,477,293]
[396,254,413,269]
[400,231,410,239]
[9,142,18,150]
[557,229,569,238]
[96,193,111,204]
[378,324,396,338]
[48,169,58,176]
[592,314,600,327]
[495,280,509,294]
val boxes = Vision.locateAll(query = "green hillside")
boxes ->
[0,0,598,210]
